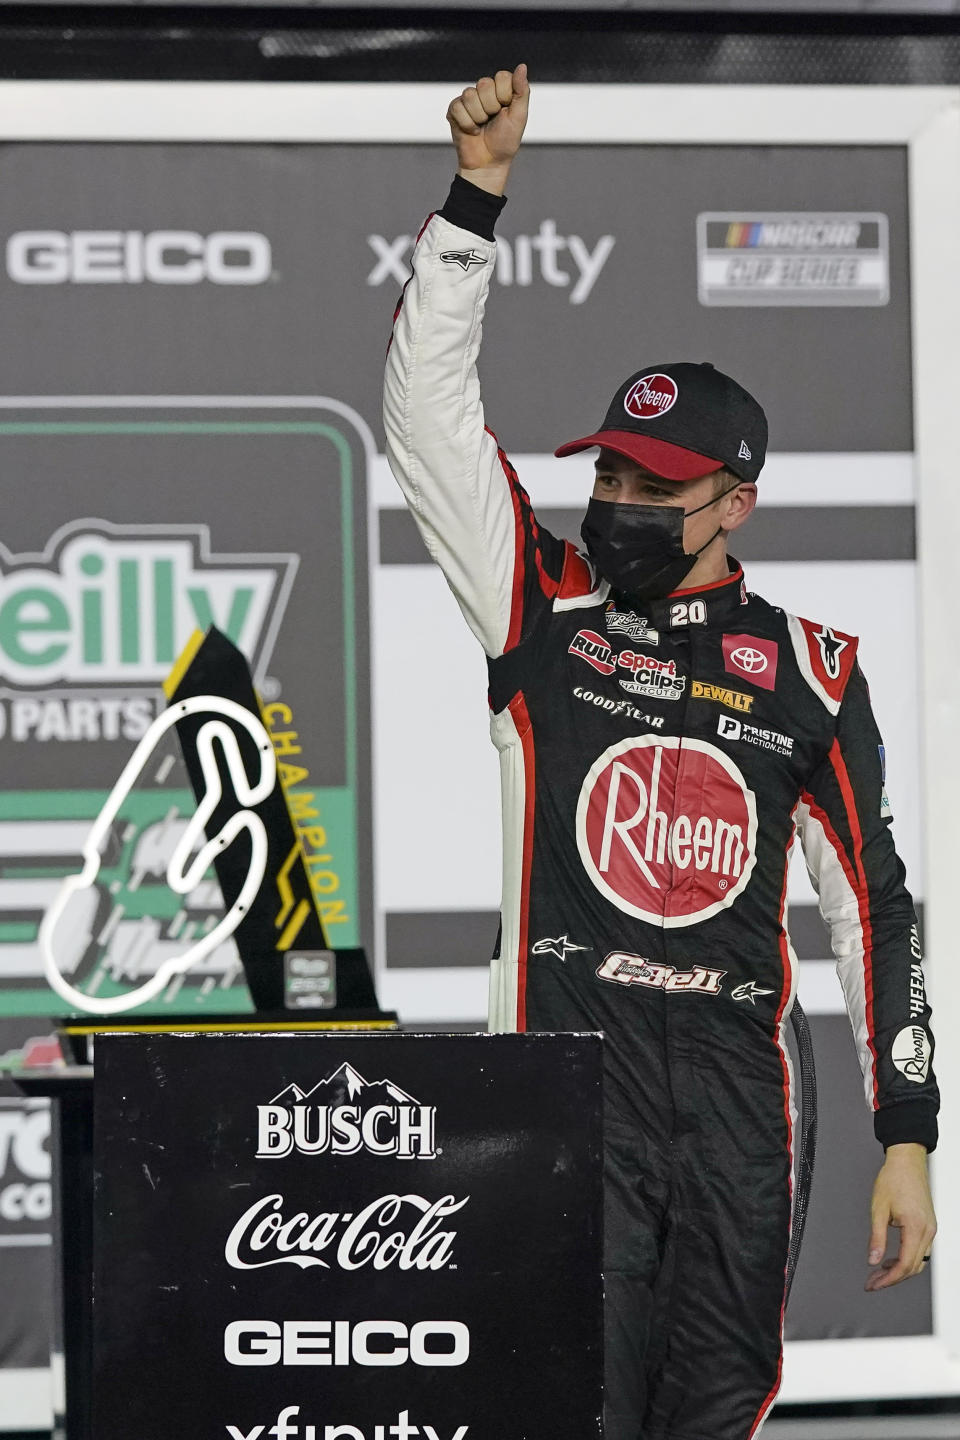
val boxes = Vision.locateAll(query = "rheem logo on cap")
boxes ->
[624,373,678,421]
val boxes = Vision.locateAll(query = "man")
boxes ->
[383,65,938,1439]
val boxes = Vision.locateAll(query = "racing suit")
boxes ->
[383,179,939,1440]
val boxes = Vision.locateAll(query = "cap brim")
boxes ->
[554,430,724,482]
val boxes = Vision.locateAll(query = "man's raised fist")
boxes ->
[446,64,530,191]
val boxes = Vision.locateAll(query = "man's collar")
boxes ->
[606,558,748,631]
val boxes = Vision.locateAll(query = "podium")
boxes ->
[30,1031,604,1440]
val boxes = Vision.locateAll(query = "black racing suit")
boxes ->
[383,178,939,1440]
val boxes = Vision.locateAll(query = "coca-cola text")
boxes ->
[224,1192,467,1272]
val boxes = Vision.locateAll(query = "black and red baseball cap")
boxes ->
[554,361,768,484]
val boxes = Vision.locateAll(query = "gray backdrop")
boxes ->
[0,140,927,1415]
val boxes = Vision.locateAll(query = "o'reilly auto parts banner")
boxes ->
[93,1033,603,1439]
[0,403,370,1016]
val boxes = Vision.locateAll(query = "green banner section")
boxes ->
[0,410,370,1017]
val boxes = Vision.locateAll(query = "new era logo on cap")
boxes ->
[555,359,768,484]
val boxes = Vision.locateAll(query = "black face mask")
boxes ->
[580,487,738,601]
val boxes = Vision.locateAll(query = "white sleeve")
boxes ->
[382,211,523,659]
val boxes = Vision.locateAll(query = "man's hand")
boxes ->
[865,1143,937,1291]
[446,64,530,196]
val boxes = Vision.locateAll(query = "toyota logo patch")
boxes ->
[731,647,767,674]
[721,634,778,691]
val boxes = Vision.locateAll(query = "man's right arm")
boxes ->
[383,66,577,661]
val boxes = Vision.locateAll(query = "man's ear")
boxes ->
[722,483,758,533]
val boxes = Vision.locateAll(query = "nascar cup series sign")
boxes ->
[696,212,889,306]
[93,1033,603,1440]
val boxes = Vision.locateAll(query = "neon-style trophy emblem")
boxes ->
[39,694,276,1016]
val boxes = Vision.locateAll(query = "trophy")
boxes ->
[38,627,394,1056]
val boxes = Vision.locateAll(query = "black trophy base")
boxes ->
[246,945,380,1013]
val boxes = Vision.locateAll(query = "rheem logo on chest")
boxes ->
[576,735,758,927]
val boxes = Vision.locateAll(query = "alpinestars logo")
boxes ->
[256,1063,437,1160]
[440,249,486,271]
[731,981,775,1006]
[532,934,590,961]
[0,521,297,690]
[814,625,847,680]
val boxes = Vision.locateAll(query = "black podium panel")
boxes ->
[93,1032,603,1440]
